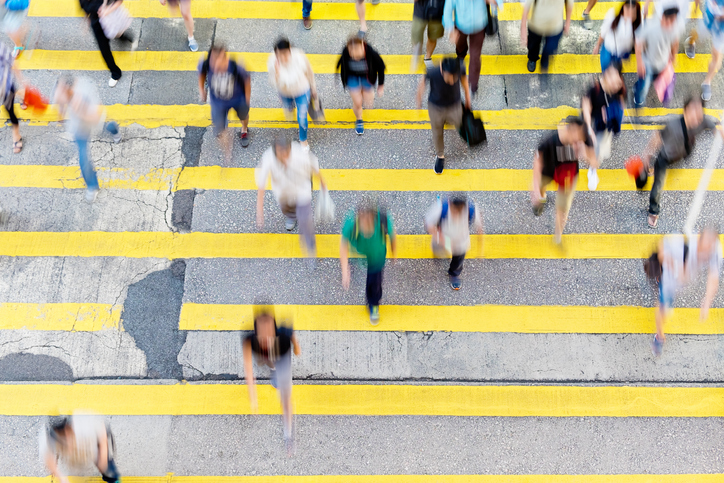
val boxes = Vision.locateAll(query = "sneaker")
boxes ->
[582,11,593,30]
[355,120,364,135]
[240,131,250,147]
[371,0,380,4]
[532,203,544,217]
[369,305,380,325]
[702,83,712,102]
[553,232,562,245]
[357,30,367,39]
[423,58,434,69]
[303,17,312,29]
[270,369,278,389]
[587,167,599,191]
[651,334,664,357]
[285,218,297,231]
[113,132,122,144]
[85,188,99,203]
[685,37,696,59]
[434,156,444,174]
[131,38,139,52]
[450,275,462,290]
[527,60,536,73]
[11,45,23,59]
[108,78,118,88]
[188,37,198,52]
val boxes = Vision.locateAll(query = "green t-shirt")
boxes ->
[341,210,394,272]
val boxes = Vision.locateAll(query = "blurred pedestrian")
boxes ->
[268,38,317,150]
[650,229,722,357]
[340,200,397,324]
[582,0,598,29]
[644,0,689,39]
[302,0,377,31]
[336,36,385,135]
[633,7,679,107]
[531,117,596,244]
[54,75,123,203]
[521,0,573,73]
[424,194,483,290]
[3,0,29,58]
[243,309,301,455]
[642,96,724,228]
[443,0,487,96]
[593,0,640,72]
[416,57,471,174]
[581,63,626,189]
[40,413,120,483]
[411,0,445,70]
[256,135,326,256]
[79,0,136,87]
[159,0,197,51]
[0,42,24,154]
[683,0,724,100]
[198,44,251,163]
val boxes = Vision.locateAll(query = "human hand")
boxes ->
[377,85,384,97]
[520,29,528,47]
[563,23,570,35]
[701,302,710,321]
[637,62,645,78]
[342,269,350,290]
[199,91,207,103]
[256,212,264,228]
[159,0,168,5]
[593,44,600,55]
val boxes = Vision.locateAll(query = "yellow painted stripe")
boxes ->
[15,50,713,76]
[0,232,711,259]
[179,303,724,334]
[5,165,724,193]
[2,477,724,483]
[28,0,703,21]
[15,104,699,130]
[2,383,722,417]
[0,303,120,331]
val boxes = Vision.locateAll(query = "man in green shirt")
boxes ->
[340,203,397,324]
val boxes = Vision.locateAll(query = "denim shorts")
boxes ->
[658,280,675,310]
[210,98,249,136]
[347,75,373,91]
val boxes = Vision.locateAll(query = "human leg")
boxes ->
[294,91,311,144]
[554,180,576,243]
[302,0,313,27]
[427,20,444,59]
[540,30,563,72]
[648,152,669,217]
[177,0,197,51]
[296,202,316,255]
[211,101,232,162]
[428,104,446,158]
[455,31,470,61]
[274,351,294,441]
[527,28,543,64]
[366,268,383,308]
[349,83,364,120]
[702,44,723,101]
[467,30,485,93]
[75,136,99,191]
[634,69,655,107]
[90,20,122,80]
[280,201,298,230]
[356,0,367,33]
[449,253,465,277]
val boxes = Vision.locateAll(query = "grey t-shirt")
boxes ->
[636,21,679,72]
[661,115,718,162]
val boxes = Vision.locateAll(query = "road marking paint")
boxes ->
[0,303,121,331]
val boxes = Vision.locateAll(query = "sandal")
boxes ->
[12,138,22,154]
[12,46,24,59]
[647,214,658,228]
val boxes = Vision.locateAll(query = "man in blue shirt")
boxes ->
[442,0,490,95]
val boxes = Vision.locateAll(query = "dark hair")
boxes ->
[274,38,291,52]
[662,6,679,17]
[611,0,641,33]
[684,95,703,111]
[450,194,468,209]
[273,134,291,156]
[564,116,586,128]
[347,36,364,48]
[357,197,378,216]
[441,57,460,76]
[253,311,276,333]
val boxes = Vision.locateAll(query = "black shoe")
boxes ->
[527,61,536,73]
[434,157,444,174]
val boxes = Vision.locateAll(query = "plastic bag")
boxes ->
[99,4,132,39]
[315,188,335,223]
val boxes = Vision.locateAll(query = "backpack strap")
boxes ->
[468,201,475,224]
[681,116,692,156]
[439,199,449,226]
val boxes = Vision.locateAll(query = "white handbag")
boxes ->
[315,188,335,223]
[99,1,132,39]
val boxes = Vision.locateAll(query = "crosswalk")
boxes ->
[1,0,723,480]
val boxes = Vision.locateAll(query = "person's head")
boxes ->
[698,227,720,257]
[274,38,292,64]
[440,57,461,85]
[661,7,678,28]
[253,312,277,350]
[683,95,705,126]
[272,135,292,164]
[601,63,624,91]
[612,0,640,31]
[347,36,365,60]
[54,74,76,101]
[209,43,229,72]
[560,116,588,144]
[449,194,468,219]
[357,199,378,236]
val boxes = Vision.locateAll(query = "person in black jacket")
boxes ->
[336,36,385,135]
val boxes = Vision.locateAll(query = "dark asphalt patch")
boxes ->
[0,353,73,381]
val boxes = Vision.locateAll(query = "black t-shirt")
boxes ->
[537,132,590,178]
[347,58,368,78]
[426,64,465,107]
[585,80,624,129]
[245,332,292,361]
[79,0,106,17]
[414,0,445,20]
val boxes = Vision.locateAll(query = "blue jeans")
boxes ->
[281,90,311,142]
[302,0,312,17]
[599,45,630,72]
[634,67,662,107]
[74,122,119,191]
[527,28,563,71]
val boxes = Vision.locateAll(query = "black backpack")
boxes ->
[458,104,487,147]
[423,0,445,20]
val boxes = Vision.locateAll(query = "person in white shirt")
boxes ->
[268,38,317,150]
[593,0,641,72]
[651,229,723,357]
[424,194,483,290]
[256,135,326,257]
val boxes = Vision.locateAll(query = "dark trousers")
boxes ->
[90,19,122,80]
[455,29,485,93]
[649,152,673,216]
[449,253,465,277]
[4,90,18,126]
[366,268,383,308]
[527,28,563,70]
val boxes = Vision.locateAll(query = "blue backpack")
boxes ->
[439,199,475,226]
[5,0,29,11]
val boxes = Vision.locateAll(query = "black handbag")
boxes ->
[458,103,487,147]
[308,95,325,122]
[485,4,498,36]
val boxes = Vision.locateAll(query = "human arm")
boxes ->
[291,333,302,356]
[100,0,124,16]
[340,238,351,290]
[442,0,455,37]
[460,75,472,109]
[593,36,604,55]
[244,73,251,105]
[581,94,595,137]
[701,272,719,320]
[635,38,646,77]
[198,72,207,102]
[642,130,662,168]
[256,188,265,228]
[520,3,530,46]
[578,141,598,168]
[389,226,398,259]
[242,338,258,413]
[96,425,108,473]
[670,39,680,64]
[564,0,573,35]
[416,75,427,108]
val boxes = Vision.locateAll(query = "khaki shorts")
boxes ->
[542,175,576,214]
[412,17,444,45]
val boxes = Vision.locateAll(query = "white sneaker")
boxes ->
[587,168,599,191]
[113,132,122,143]
[188,37,198,52]
[108,78,118,88]
[85,188,99,203]
[131,39,139,52]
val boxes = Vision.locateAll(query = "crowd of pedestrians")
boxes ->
[2,0,723,470]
